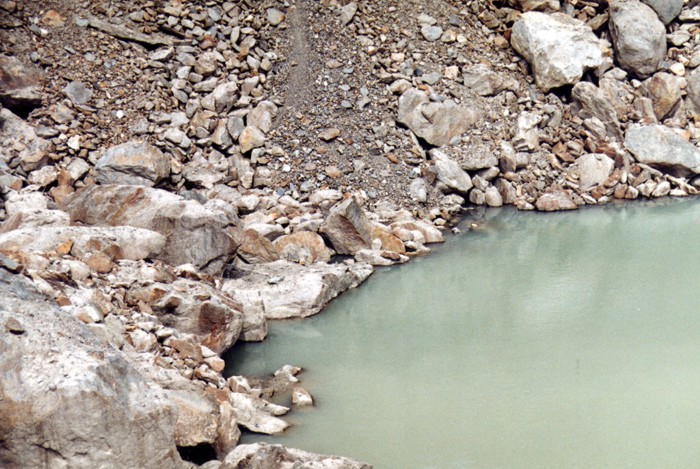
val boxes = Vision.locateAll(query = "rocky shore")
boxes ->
[1,0,700,467]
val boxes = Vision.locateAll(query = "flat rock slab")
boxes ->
[625,125,700,176]
[222,260,373,320]
[0,225,165,261]
[61,185,238,273]
[510,12,605,92]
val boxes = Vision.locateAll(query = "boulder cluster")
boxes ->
[1,0,700,467]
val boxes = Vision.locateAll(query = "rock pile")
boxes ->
[1,0,700,466]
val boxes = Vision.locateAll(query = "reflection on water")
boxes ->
[225,199,700,469]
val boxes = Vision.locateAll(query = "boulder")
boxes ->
[320,197,374,255]
[572,153,615,191]
[227,393,289,435]
[236,229,280,264]
[462,64,519,97]
[273,231,333,264]
[0,208,69,233]
[61,185,239,273]
[0,268,186,469]
[126,279,244,354]
[397,88,480,146]
[687,67,700,115]
[510,12,606,91]
[640,0,683,24]
[94,141,171,186]
[429,149,473,194]
[219,443,371,469]
[0,108,50,172]
[571,81,622,140]
[609,0,666,78]
[0,225,165,261]
[390,220,445,244]
[535,191,578,211]
[0,55,42,111]
[222,260,373,319]
[641,72,683,120]
[625,125,700,176]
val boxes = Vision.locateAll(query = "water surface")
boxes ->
[226,200,700,469]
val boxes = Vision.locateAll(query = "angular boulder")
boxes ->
[222,260,373,319]
[61,185,239,273]
[609,0,666,78]
[641,72,683,120]
[320,197,374,255]
[273,231,333,264]
[687,67,700,115]
[0,268,185,469]
[0,108,50,172]
[397,88,480,146]
[0,55,42,111]
[430,149,473,194]
[625,125,700,176]
[126,278,244,354]
[94,141,171,187]
[510,12,605,92]
[572,153,615,191]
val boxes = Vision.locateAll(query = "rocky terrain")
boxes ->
[1,0,700,467]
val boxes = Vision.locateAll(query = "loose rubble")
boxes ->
[2,0,700,466]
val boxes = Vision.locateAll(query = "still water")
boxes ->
[226,199,700,469]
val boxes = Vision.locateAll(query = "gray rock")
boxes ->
[609,0,666,78]
[95,141,171,186]
[640,0,683,24]
[0,268,186,469]
[0,55,42,110]
[625,124,700,176]
[247,100,278,133]
[511,12,605,91]
[571,81,622,140]
[397,88,480,147]
[273,231,333,264]
[222,260,373,319]
[572,153,615,191]
[430,149,473,194]
[202,81,238,114]
[267,8,286,26]
[421,24,443,42]
[222,443,371,469]
[462,64,519,96]
[340,2,358,25]
[63,81,93,105]
[687,67,700,115]
[409,178,428,202]
[61,185,239,273]
[0,108,50,172]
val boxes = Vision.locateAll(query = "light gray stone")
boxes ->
[625,124,700,176]
[511,12,605,91]
[609,0,666,78]
[95,141,171,187]
[640,0,683,24]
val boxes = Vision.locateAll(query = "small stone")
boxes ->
[267,8,285,26]
[292,387,314,408]
[319,128,340,141]
[421,25,443,42]
[5,317,25,334]
[63,81,93,105]
[239,126,266,153]
[340,2,358,25]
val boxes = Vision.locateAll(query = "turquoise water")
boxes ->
[226,199,700,468]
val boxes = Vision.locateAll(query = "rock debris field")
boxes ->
[1,0,700,467]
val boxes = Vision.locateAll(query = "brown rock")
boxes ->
[320,197,373,255]
[535,191,579,211]
[236,229,280,264]
[273,231,333,264]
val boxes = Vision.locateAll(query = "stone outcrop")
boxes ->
[510,12,606,92]
[61,185,239,273]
